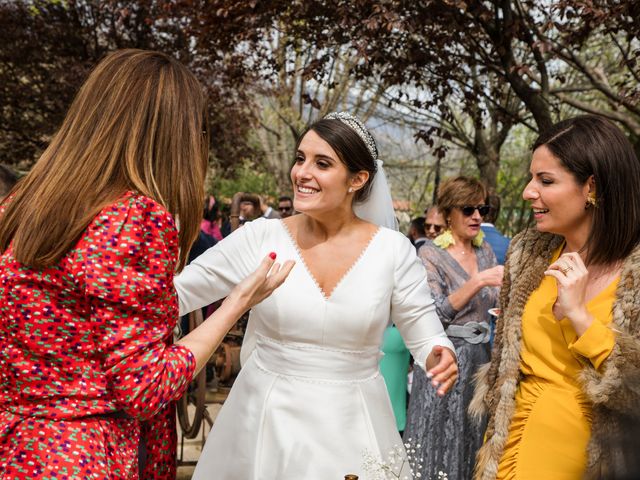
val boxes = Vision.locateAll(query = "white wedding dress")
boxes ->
[174,218,454,480]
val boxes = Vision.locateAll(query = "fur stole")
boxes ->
[469,229,640,480]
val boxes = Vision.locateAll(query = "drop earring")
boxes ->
[585,192,597,209]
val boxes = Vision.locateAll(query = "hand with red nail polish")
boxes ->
[226,253,294,312]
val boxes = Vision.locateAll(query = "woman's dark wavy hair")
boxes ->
[532,115,640,265]
[295,119,377,202]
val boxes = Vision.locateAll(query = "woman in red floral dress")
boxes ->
[0,49,293,479]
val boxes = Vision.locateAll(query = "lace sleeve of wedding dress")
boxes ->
[173,218,266,315]
[390,232,455,370]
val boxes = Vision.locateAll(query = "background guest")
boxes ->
[201,194,223,242]
[404,176,503,480]
[232,192,281,223]
[260,194,281,219]
[239,195,261,222]
[480,193,510,265]
[408,216,428,251]
[424,204,446,240]
[379,324,411,436]
[278,195,294,218]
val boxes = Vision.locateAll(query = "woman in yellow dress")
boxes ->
[470,115,640,480]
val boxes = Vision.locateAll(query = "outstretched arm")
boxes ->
[177,254,294,375]
[84,199,292,420]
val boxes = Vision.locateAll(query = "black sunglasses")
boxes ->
[425,223,444,233]
[279,206,292,212]
[457,204,491,216]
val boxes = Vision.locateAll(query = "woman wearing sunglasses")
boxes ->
[404,175,503,480]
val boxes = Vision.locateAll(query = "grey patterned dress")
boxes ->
[404,240,499,480]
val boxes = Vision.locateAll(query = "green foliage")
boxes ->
[209,161,280,201]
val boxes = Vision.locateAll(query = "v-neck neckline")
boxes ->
[442,245,480,280]
[279,220,382,301]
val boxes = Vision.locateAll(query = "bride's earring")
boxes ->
[348,187,354,193]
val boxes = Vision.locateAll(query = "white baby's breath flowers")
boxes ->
[361,441,424,480]
[360,441,447,480]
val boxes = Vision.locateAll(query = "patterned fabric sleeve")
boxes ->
[78,195,195,421]
[417,244,458,323]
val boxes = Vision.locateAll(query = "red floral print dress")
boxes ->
[0,192,195,479]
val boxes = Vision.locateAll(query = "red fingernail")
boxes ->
[269,252,277,260]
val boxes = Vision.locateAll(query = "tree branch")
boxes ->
[555,92,640,136]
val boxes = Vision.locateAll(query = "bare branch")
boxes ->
[555,92,640,136]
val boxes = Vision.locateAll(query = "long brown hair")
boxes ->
[0,49,209,271]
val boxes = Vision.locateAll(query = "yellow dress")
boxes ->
[496,246,618,480]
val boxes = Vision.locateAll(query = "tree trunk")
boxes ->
[476,150,500,191]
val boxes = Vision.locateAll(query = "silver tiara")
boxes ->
[324,112,378,163]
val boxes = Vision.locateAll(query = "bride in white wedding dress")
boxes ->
[174,113,458,479]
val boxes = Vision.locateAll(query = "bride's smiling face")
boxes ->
[291,130,362,215]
